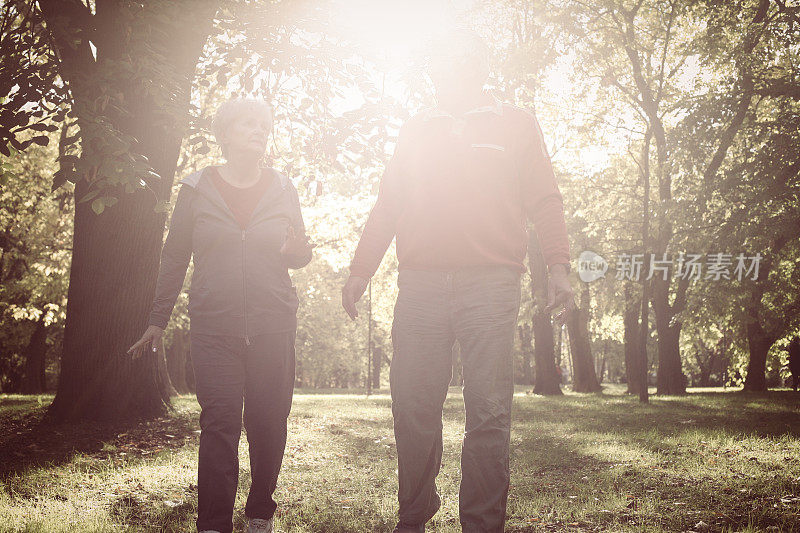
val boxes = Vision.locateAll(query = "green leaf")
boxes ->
[79,189,100,204]
[51,169,70,192]
[9,137,24,150]
[91,198,105,215]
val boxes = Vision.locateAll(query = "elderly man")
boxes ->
[342,30,573,533]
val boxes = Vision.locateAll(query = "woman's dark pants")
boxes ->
[190,330,296,533]
[390,267,521,533]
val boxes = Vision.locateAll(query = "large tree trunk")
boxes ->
[528,229,562,395]
[567,285,601,393]
[43,0,218,422]
[623,283,641,395]
[20,318,48,394]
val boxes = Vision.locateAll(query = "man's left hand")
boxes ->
[545,263,575,325]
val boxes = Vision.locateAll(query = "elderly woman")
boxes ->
[128,98,313,533]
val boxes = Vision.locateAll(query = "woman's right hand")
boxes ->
[127,325,164,360]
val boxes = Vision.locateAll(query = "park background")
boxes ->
[1,0,799,531]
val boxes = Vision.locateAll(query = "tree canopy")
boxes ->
[1,0,798,417]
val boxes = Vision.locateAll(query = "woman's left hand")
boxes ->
[280,226,315,257]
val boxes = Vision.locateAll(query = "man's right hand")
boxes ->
[127,325,164,360]
[341,275,369,320]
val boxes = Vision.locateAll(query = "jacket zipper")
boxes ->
[200,167,282,346]
[242,229,250,346]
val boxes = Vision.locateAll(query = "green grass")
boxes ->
[1,385,799,532]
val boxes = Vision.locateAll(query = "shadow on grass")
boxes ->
[506,391,800,532]
[524,389,800,441]
[0,395,198,481]
[317,389,800,532]
[108,487,198,533]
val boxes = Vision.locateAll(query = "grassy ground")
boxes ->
[1,385,799,532]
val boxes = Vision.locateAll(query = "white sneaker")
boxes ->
[247,517,274,533]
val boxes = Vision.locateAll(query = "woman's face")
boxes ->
[222,112,271,159]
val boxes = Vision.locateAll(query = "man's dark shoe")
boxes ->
[392,522,424,533]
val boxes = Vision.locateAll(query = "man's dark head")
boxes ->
[426,28,490,105]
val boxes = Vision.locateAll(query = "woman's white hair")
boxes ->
[210,97,274,157]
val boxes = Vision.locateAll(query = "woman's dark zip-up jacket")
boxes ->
[147,165,312,343]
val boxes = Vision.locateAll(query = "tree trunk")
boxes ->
[372,345,383,390]
[555,322,563,369]
[528,228,562,395]
[696,345,713,387]
[20,318,48,394]
[597,350,606,384]
[450,341,463,386]
[166,328,191,394]
[637,130,652,404]
[517,324,534,386]
[743,322,772,391]
[653,276,687,395]
[623,283,641,394]
[44,0,218,422]
[638,279,651,403]
[185,346,196,393]
[533,309,562,394]
[567,285,601,393]
[743,288,774,391]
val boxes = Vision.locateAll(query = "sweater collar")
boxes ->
[179,165,289,190]
[422,90,503,122]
